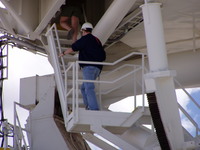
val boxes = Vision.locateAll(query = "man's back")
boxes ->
[72,33,106,69]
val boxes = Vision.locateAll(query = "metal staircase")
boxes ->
[45,24,152,149]
[44,24,200,150]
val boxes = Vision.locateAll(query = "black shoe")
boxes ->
[66,29,74,40]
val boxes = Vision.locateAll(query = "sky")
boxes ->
[2,46,200,148]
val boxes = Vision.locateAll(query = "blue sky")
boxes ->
[176,88,200,137]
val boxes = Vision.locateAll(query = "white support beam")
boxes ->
[0,9,15,35]
[91,125,139,150]
[93,0,137,45]
[82,133,118,150]
[46,28,67,126]
[141,3,185,150]
[34,0,65,39]
[1,0,31,34]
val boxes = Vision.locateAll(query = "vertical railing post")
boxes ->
[13,102,29,150]
[64,67,68,121]
[14,102,17,149]
[97,77,102,110]
[141,53,145,110]
[133,65,137,109]
[53,24,66,72]
[75,61,79,122]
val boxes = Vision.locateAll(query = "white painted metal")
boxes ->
[121,126,159,150]
[0,0,199,149]
[65,52,145,121]
[45,25,68,125]
[20,76,37,108]
[16,37,200,150]
[14,102,29,150]
[34,0,65,39]
[93,0,137,44]
[141,3,185,150]
[0,9,15,35]
[20,75,71,150]
[1,0,31,34]
[0,0,64,39]
[91,125,139,150]
[141,3,168,72]
[82,133,118,150]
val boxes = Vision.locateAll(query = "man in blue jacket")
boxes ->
[60,22,106,110]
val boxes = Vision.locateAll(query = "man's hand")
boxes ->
[58,48,74,57]
[59,51,65,57]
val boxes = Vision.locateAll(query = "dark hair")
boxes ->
[85,28,93,33]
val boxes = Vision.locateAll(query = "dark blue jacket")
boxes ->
[71,33,106,70]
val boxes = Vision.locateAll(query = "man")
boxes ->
[60,22,106,110]
[59,0,85,43]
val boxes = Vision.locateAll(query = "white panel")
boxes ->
[31,117,69,150]
[20,76,37,107]
[145,78,156,93]
[121,126,158,149]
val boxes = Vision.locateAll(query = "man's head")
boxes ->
[81,22,93,33]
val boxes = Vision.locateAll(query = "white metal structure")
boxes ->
[0,0,199,150]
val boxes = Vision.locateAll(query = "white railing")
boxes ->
[46,24,69,125]
[65,62,76,122]
[46,23,67,72]
[65,52,146,123]
[174,79,200,137]
[14,102,29,150]
[45,23,146,128]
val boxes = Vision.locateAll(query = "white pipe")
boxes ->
[141,3,168,72]
[93,0,137,45]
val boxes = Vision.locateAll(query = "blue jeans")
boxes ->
[81,66,100,110]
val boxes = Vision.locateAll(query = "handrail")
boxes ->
[14,102,29,150]
[74,52,145,96]
[178,103,199,137]
[45,23,69,126]
[102,64,140,76]
[46,23,146,129]
[78,66,142,84]
[65,52,146,123]
[65,62,76,120]
[77,52,145,66]
[174,79,200,137]
[45,23,67,72]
